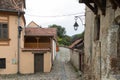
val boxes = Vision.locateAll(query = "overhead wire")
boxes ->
[25,10,93,18]
[25,12,85,18]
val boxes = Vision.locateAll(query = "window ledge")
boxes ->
[0,39,11,46]
[0,39,11,42]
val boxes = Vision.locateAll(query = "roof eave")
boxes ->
[0,9,25,14]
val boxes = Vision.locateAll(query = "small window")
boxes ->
[94,15,100,41]
[0,23,8,39]
[0,58,6,69]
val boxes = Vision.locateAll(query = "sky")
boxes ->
[25,0,85,36]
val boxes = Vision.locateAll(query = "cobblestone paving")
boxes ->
[0,47,81,80]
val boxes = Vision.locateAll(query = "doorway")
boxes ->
[34,54,44,73]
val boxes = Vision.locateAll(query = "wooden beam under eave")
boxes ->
[79,0,94,3]
[114,0,120,8]
[101,0,106,15]
[79,0,84,3]
[85,3,97,14]
[93,0,105,15]
[93,0,106,15]
[93,0,101,8]
[109,0,117,9]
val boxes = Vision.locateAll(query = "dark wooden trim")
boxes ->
[34,54,44,73]
[93,0,101,8]
[80,0,106,15]
[79,0,93,3]
[85,3,98,14]
[109,0,120,9]
[111,0,117,9]
[114,0,120,8]
[93,0,106,15]
[101,0,106,15]
[94,3,98,14]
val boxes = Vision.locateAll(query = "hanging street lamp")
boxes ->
[73,16,84,31]
[73,21,79,31]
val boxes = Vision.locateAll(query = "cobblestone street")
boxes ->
[0,47,81,80]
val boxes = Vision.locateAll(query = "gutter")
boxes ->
[0,9,25,14]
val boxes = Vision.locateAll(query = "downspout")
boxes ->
[17,11,20,74]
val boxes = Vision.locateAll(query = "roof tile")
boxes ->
[0,0,25,11]
[25,27,57,39]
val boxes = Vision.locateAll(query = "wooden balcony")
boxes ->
[24,43,51,49]
[24,36,52,50]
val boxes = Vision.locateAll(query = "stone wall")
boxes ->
[70,50,79,70]
[84,0,120,80]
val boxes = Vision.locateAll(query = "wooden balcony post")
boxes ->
[36,37,39,48]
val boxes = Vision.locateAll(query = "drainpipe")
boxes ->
[17,11,21,74]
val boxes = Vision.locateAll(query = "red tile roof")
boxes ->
[25,27,57,39]
[0,0,25,12]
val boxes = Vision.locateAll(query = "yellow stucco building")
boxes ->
[0,0,25,74]
[0,0,57,74]
[20,21,57,74]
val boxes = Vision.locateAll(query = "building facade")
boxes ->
[0,1,57,74]
[20,21,57,74]
[0,0,25,74]
[79,0,120,80]
[69,39,84,73]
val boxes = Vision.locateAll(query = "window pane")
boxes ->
[0,23,8,39]
[2,24,7,28]
[0,58,6,68]
[3,28,8,39]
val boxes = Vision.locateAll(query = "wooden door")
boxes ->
[34,54,44,73]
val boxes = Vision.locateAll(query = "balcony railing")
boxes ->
[24,43,51,49]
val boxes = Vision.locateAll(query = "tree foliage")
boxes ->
[58,35,71,46]
[49,24,71,46]
[49,24,84,46]
[49,24,66,38]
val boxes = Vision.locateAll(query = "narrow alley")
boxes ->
[0,47,81,80]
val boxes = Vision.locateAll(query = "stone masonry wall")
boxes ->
[84,0,120,80]
[70,50,79,70]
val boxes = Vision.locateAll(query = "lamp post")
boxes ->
[73,16,84,31]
